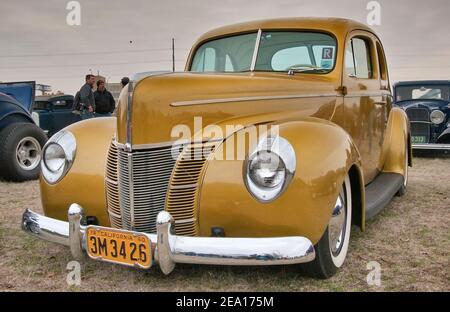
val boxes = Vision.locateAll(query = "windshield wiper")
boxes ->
[287,65,326,75]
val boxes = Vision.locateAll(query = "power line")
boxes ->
[390,65,450,69]
[0,59,177,70]
[0,48,191,58]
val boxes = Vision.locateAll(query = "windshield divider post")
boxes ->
[250,29,262,72]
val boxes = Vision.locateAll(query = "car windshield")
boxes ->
[191,33,258,72]
[396,85,450,102]
[190,31,337,74]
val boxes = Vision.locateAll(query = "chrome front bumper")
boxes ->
[22,204,315,275]
[413,143,450,150]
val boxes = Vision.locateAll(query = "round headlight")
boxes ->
[44,143,66,173]
[248,151,286,188]
[245,136,296,203]
[41,130,76,184]
[430,110,445,125]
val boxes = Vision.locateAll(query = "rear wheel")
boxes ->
[0,123,47,182]
[303,174,352,279]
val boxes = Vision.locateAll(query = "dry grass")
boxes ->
[0,157,449,292]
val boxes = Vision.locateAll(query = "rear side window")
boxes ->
[33,101,51,110]
[53,99,73,110]
[345,38,372,78]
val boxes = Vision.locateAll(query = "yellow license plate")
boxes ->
[86,226,152,269]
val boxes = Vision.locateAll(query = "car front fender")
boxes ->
[437,125,450,144]
[198,118,364,244]
[40,117,116,225]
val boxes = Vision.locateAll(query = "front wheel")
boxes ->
[0,123,47,182]
[303,174,352,279]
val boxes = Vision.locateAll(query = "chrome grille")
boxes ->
[105,142,181,233]
[105,142,121,228]
[410,123,431,143]
[406,108,431,143]
[119,146,179,233]
[167,141,219,236]
[406,108,429,122]
[105,140,217,235]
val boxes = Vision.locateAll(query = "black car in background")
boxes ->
[33,94,81,137]
[394,80,450,151]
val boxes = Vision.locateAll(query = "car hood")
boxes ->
[117,72,339,145]
[0,81,35,112]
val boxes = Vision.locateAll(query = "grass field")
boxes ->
[0,157,449,291]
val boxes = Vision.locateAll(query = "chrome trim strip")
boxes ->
[250,29,262,71]
[127,152,135,230]
[174,218,197,224]
[169,183,198,190]
[115,138,224,151]
[413,143,450,150]
[22,207,316,275]
[344,91,391,98]
[171,93,337,107]
[410,121,431,124]
[108,210,122,219]
[125,81,134,151]
[105,177,118,185]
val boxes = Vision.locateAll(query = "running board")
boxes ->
[365,173,404,220]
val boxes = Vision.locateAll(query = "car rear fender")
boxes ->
[379,107,411,176]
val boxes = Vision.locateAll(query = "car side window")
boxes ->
[33,101,51,111]
[345,37,372,79]
[53,99,73,110]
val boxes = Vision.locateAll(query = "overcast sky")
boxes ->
[1,0,449,95]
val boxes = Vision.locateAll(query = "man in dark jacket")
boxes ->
[94,80,115,116]
[77,74,96,119]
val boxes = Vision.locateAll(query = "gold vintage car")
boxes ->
[22,18,411,278]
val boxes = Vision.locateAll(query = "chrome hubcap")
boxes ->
[328,187,346,256]
[16,137,41,171]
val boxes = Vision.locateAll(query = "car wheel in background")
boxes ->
[302,174,352,279]
[0,123,47,182]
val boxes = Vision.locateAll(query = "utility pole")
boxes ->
[172,38,175,72]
